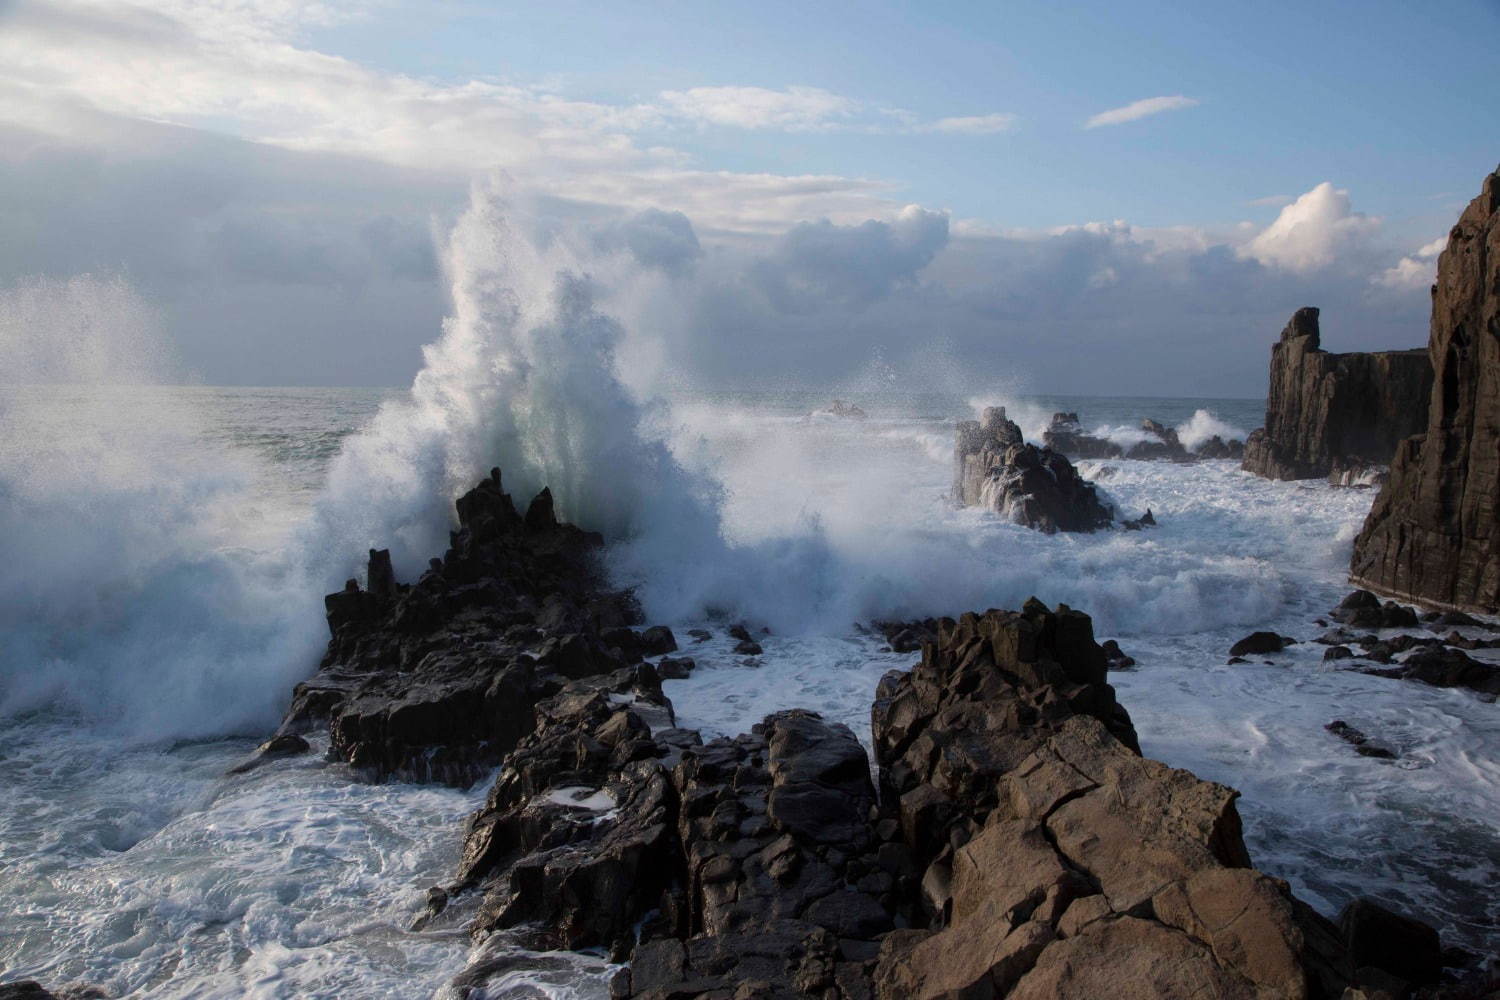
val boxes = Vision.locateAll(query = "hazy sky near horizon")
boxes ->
[1,0,1497,395]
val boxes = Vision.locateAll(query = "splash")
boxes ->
[1175,408,1250,451]
[0,276,325,739]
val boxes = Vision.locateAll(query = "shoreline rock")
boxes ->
[1241,306,1430,483]
[1351,167,1500,614]
[1042,411,1245,462]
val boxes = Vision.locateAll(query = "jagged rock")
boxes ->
[1101,639,1135,670]
[870,603,1350,1000]
[1329,591,1420,630]
[1360,644,1500,698]
[818,400,868,419]
[1229,631,1293,656]
[955,408,1114,533]
[657,657,696,680]
[873,618,940,654]
[1127,419,1190,461]
[1042,412,1123,459]
[275,467,637,785]
[1121,508,1157,530]
[1195,434,1246,460]
[1352,168,1500,614]
[1242,306,1431,481]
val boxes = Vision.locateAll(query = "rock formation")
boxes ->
[1043,411,1244,462]
[955,407,1114,532]
[259,469,1483,998]
[1351,168,1500,613]
[269,467,652,786]
[1242,306,1431,483]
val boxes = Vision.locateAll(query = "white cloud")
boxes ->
[1084,95,1199,129]
[923,113,1018,135]
[658,86,858,131]
[1239,181,1380,272]
[1373,235,1448,290]
[1248,194,1294,208]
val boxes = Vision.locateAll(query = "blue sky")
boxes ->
[0,0,1496,392]
[302,0,1498,234]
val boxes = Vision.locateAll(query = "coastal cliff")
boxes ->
[1351,168,1500,613]
[1241,307,1430,483]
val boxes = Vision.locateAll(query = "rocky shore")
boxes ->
[1351,168,1500,614]
[1241,306,1430,485]
[228,469,1489,998]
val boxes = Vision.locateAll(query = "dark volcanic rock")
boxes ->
[1351,168,1500,614]
[955,407,1114,533]
[276,467,645,786]
[1339,898,1444,987]
[1041,411,1123,459]
[1241,306,1431,482]
[1229,631,1293,656]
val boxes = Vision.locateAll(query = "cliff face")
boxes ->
[1351,168,1500,613]
[1241,307,1431,482]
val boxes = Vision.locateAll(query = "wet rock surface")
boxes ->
[1242,306,1431,483]
[1318,591,1500,700]
[1042,411,1244,462]
[1352,167,1500,614]
[955,407,1114,533]
[275,467,661,786]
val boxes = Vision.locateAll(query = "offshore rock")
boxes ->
[1043,411,1243,461]
[1241,306,1431,482]
[955,407,1114,532]
[1041,412,1124,459]
[1351,168,1500,613]
[276,467,651,786]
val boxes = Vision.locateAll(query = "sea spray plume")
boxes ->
[0,275,325,738]
[306,184,736,615]
[1175,408,1249,452]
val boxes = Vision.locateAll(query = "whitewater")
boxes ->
[2,200,1498,997]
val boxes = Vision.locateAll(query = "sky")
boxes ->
[1,0,1497,395]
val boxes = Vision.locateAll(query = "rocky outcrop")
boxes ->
[955,407,1114,532]
[274,467,655,786]
[1242,306,1431,483]
[816,399,868,419]
[1351,168,1500,613]
[1043,412,1244,462]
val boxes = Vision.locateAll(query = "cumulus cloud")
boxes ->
[1240,182,1381,272]
[1084,95,1199,129]
[1373,235,1448,290]
[749,205,950,311]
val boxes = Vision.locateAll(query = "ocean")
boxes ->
[1,383,1497,998]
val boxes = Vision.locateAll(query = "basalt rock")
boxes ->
[275,467,654,786]
[1242,306,1431,482]
[955,407,1114,532]
[1351,168,1500,614]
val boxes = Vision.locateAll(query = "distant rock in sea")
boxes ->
[1351,166,1500,614]
[955,407,1114,532]
[1241,306,1430,484]
[815,399,868,419]
[1042,411,1244,462]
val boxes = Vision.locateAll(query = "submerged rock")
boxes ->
[1241,306,1431,482]
[1351,167,1500,614]
[955,407,1114,533]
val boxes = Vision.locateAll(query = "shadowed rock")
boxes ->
[1352,167,1500,613]
[1242,306,1430,483]
[955,407,1114,532]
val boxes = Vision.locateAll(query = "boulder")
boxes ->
[1241,306,1431,481]
[1351,167,1500,613]
[1338,898,1444,987]
[1041,411,1123,459]
[955,407,1114,532]
[1229,632,1293,656]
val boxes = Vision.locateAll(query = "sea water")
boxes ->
[2,386,1497,999]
